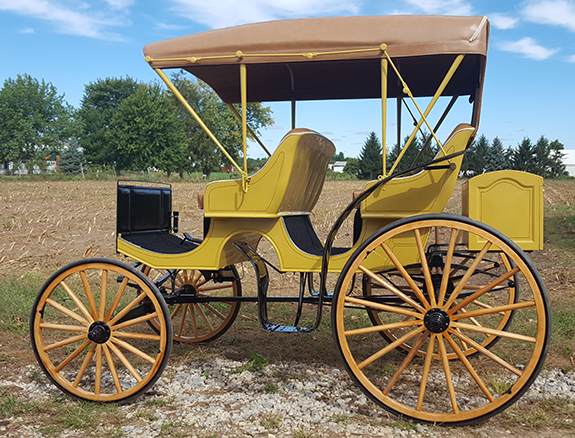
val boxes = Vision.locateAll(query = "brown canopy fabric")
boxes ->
[143,15,489,103]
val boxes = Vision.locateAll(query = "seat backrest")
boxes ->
[361,123,475,219]
[204,129,335,218]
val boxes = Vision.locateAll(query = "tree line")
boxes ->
[0,73,273,177]
[342,131,569,179]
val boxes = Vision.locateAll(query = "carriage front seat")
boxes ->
[202,129,336,219]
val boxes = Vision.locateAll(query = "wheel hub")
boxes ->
[424,308,450,333]
[88,321,111,344]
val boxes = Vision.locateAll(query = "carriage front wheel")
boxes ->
[332,213,550,426]
[30,258,172,403]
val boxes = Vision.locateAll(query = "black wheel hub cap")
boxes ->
[424,308,450,333]
[88,321,111,344]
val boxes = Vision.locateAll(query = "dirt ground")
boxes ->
[2,177,575,437]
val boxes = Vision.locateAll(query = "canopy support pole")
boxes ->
[240,64,249,192]
[381,58,388,178]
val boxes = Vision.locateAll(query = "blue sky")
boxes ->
[1,0,574,158]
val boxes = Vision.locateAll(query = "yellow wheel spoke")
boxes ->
[99,270,107,321]
[358,326,426,370]
[344,296,422,319]
[438,228,458,304]
[111,336,156,364]
[113,331,161,341]
[80,271,99,319]
[200,302,227,321]
[451,321,536,343]
[417,333,436,411]
[111,312,158,331]
[108,293,146,326]
[55,340,91,373]
[197,283,234,292]
[95,344,103,395]
[345,319,422,337]
[438,334,459,414]
[195,304,214,332]
[44,333,88,352]
[60,280,94,324]
[379,242,430,309]
[178,304,189,337]
[383,331,429,396]
[103,344,122,393]
[107,342,142,383]
[189,303,199,338]
[46,298,90,327]
[451,301,534,321]
[414,228,436,307]
[448,329,523,376]
[105,276,129,322]
[443,334,495,402]
[40,323,88,332]
[73,343,96,387]
[449,267,520,315]
[170,304,183,320]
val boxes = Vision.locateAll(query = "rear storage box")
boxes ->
[462,170,543,251]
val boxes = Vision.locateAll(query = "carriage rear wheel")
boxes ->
[30,258,172,403]
[332,214,550,425]
[144,266,241,343]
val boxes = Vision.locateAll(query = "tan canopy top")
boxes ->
[143,14,489,104]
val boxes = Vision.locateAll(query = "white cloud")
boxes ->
[498,37,560,60]
[156,22,186,31]
[20,27,35,33]
[0,0,129,40]
[489,13,519,29]
[401,0,473,15]
[522,0,575,32]
[569,54,575,62]
[103,0,134,9]
[169,0,361,28]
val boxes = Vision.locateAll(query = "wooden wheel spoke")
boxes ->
[107,342,142,383]
[449,267,520,315]
[105,276,129,322]
[40,323,88,332]
[94,344,103,395]
[44,333,88,352]
[73,343,96,387]
[108,293,146,326]
[358,326,426,370]
[443,334,495,402]
[448,329,523,376]
[383,331,429,396]
[111,336,156,364]
[112,331,161,341]
[344,296,422,320]
[178,304,189,337]
[197,283,233,292]
[200,302,227,320]
[46,298,90,327]
[379,242,430,309]
[194,304,214,332]
[170,304,183,320]
[345,319,422,337]
[451,321,536,344]
[102,344,123,393]
[438,228,458,304]
[80,271,99,319]
[56,340,91,373]
[438,334,459,414]
[60,281,94,323]
[99,270,107,320]
[110,311,159,331]
[451,301,534,321]
[414,228,436,307]
[417,333,436,411]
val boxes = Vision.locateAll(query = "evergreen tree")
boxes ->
[548,139,568,178]
[484,137,508,172]
[358,132,383,179]
[509,138,537,174]
[59,139,86,175]
[461,134,489,176]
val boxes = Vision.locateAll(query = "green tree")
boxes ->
[108,83,187,176]
[343,157,360,177]
[461,134,489,176]
[168,72,273,177]
[331,151,345,163]
[59,138,86,175]
[358,132,383,180]
[509,138,537,174]
[387,133,436,174]
[0,74,76,173]
[484,137,509,172]
[548,139,568,178]
[78,77,140,168]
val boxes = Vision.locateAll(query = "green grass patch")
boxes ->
[544,206,575,253]
[0,273,45,333]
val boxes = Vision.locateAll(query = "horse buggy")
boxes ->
[30,15,551,426]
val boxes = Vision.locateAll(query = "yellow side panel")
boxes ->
[463,170,543,251]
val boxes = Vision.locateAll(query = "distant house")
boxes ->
[329,161,347,173]
[563,150,575,177]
